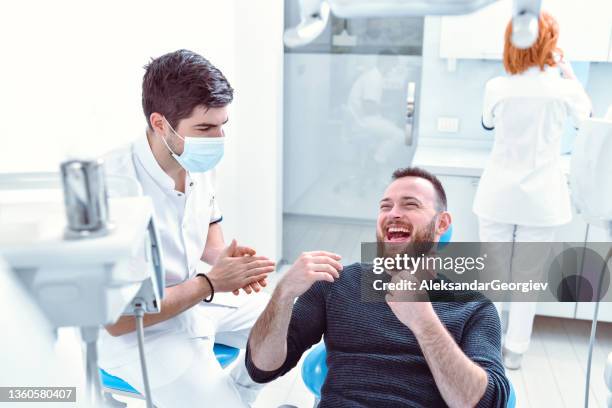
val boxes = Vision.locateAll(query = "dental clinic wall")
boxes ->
[0,0,283,261]
[0,0,235,171]
[226,0,284,262]
[418,16,612,145]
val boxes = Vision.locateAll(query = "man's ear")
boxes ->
[149,112,166,134]
[437,212,452,237]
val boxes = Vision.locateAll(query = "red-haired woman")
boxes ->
[473,12,591,369]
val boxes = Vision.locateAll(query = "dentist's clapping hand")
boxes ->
[230,243,270,295]
[207,239,275,294]
[276,251,343,301]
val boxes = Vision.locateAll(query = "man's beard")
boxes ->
[376,215,438,259]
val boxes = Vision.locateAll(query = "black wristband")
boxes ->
[196,273,214,303]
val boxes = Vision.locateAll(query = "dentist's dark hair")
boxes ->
[391,167,447,212]
[142,49,234,130]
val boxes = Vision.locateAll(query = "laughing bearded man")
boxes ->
[245,167,511,408]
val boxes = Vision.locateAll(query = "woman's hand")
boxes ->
[557,56,576,80]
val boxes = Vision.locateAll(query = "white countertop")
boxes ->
[412,145,572,178]
[0,196,154,267]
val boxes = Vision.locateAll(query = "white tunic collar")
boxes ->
[133,133,177,192]
[521,65,559,77]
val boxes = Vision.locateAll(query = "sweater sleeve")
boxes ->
[246,281,328,383]
[460,301,511,408]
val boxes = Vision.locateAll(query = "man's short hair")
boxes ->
[142,49,234,130]
[391,167,447,212]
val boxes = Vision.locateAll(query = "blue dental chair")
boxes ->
[100,343,240,404]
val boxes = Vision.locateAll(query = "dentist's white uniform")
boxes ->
[98,135,267,408]
[474,65,591,354]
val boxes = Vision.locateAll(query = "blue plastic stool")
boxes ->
[302,343,516,408]
[101,343,240,400]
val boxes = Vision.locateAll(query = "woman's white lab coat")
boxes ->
[473,65,591,226]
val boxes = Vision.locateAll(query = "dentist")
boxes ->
[98,49,273,407]
[474,12,591,369]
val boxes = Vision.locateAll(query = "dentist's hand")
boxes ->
[231,244,269,295]
[207,240,275,293]
[276,251,342,301]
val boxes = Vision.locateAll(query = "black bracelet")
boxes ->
[196,273,214,303]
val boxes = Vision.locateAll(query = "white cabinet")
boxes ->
[536,302,577,319]
[545,0,612,62]
[576,302,612,322]
[439,0,509,59]
[440,0,612,62]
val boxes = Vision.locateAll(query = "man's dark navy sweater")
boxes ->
[246,263,510,407]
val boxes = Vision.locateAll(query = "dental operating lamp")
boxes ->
[285,0,542,49]
[284,0,331,47]
[510,0,542,49]
[0,161,165,407]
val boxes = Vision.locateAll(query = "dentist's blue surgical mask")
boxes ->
[160,117,225,173]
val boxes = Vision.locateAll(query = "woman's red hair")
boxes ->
[503,11,562,75]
